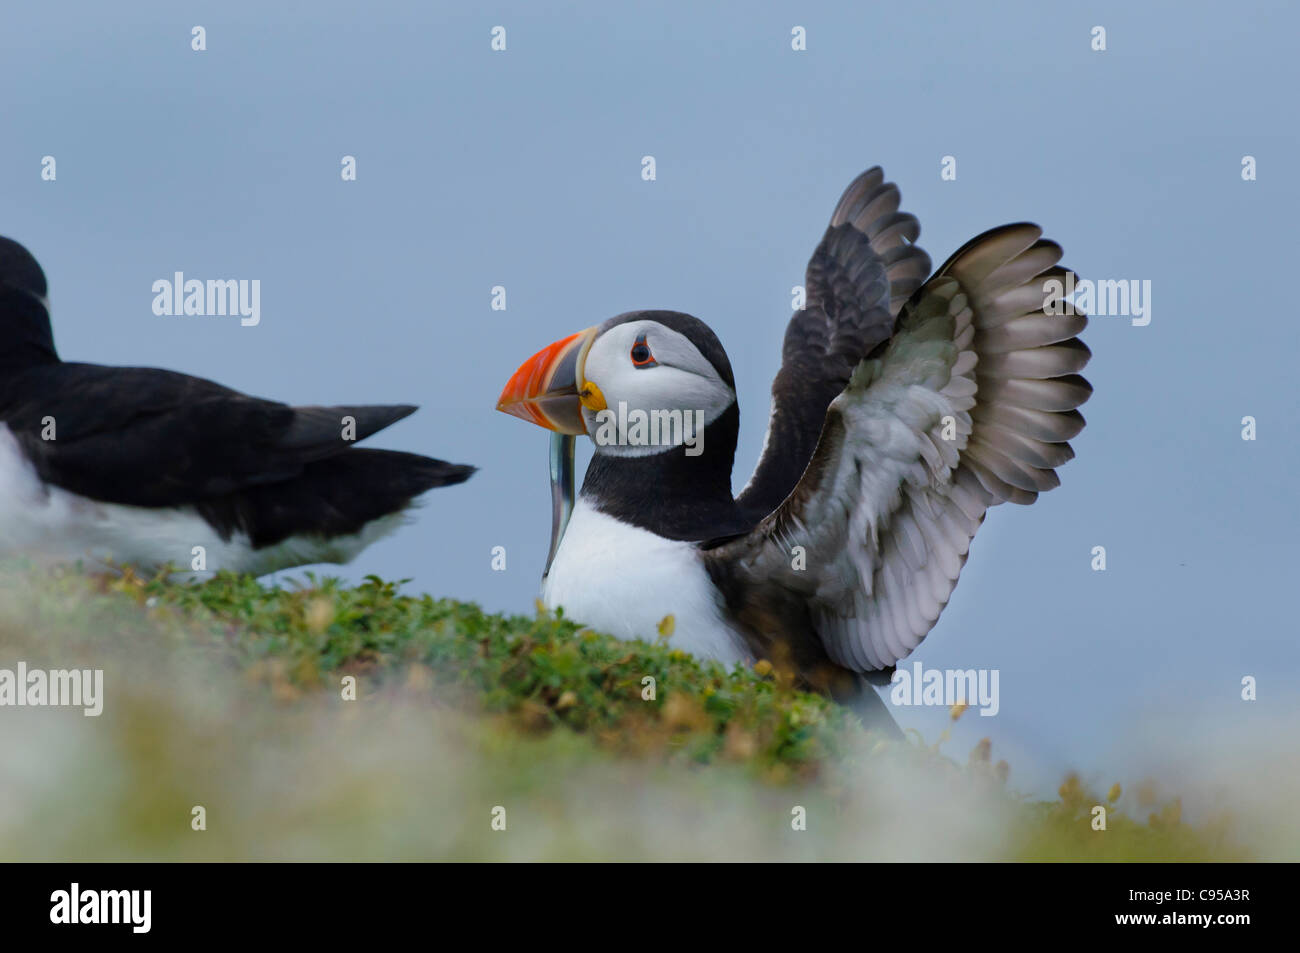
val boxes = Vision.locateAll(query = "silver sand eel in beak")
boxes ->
[544,433,576,582]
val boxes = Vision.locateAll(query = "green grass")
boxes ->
[0,564,1262,861]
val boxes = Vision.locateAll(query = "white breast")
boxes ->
[541,499,750,665]
[0,424,402,578]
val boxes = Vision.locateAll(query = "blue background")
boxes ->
[3,0,1296,795]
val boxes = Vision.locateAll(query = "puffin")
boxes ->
[496,166,1091,732]
[0,236,475,577]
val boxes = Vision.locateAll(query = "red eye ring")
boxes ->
[630,334,657,368]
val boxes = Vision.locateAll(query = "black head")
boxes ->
[597,310,736,390]
[497,308,750,540]
[0,236,58,370]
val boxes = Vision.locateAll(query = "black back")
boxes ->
[0,235,474,549]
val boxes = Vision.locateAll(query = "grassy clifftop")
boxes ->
[0,566,1256,861]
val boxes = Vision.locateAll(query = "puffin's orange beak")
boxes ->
[496,327,599,435]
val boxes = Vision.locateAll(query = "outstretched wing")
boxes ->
[737,167,933,519]
[705,225,1090,672]
[0,362,424,507]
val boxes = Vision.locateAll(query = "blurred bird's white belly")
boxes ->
[541,499,750,665]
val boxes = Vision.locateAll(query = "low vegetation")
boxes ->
[0,565,1256,861]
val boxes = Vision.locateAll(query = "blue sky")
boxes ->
[3,0,1296,796]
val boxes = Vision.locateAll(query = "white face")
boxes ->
[579,320,734,457]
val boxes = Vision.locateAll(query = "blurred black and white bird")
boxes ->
[497,167,1091,732]
[0,236,474,576]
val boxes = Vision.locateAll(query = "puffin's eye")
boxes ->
[630,335,657,368]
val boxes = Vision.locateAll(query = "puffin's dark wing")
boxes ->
[194,448,475,548]
[705,225,1090,672]
[0,363,432,507]
[736,168,933,519]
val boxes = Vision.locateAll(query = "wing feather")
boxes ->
[705,223,1090,672]
[736,168,933,519]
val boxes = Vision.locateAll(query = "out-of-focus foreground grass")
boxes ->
[0,565,1284,861]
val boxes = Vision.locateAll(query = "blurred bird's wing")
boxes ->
[1,362,428,506]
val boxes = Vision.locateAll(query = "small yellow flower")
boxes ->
[753,659,774,677]
[1107,782,1122,803]
[404,664,433,693]
[304,596,334,634]
[723,723,757,760]
[1058,772,1082,801]
[657,614,675,638]
[1159,798,1182,827]
[1135,779,1158,808]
